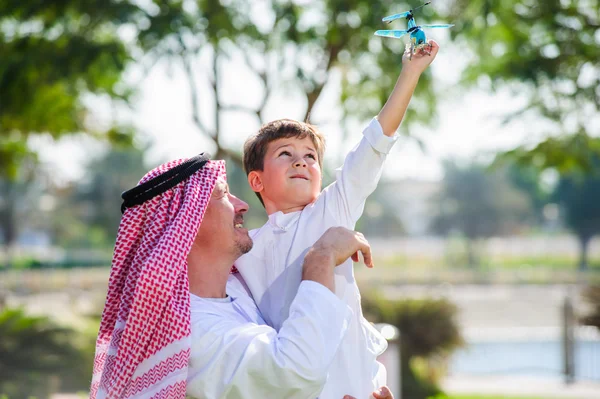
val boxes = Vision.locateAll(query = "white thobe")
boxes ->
[235,118,398,399]
[187,274,352,399]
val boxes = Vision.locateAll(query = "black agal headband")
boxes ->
[120,153,210,214]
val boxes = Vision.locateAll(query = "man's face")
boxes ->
[253,136,322,211]
[195,178,252,257]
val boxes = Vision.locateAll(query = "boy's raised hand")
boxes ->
[377,39,439,136]
[402,39,439,75]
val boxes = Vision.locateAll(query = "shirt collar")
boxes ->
[267,210,301,232]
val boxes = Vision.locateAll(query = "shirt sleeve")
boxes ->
[187,281,353,399]
[321,118,398,227]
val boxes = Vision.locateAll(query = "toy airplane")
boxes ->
[375,2,454,59]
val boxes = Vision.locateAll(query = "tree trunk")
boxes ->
[3,199,18,247]
[0,185,18,245]
[0,188,17,269]
[578,235,591,271]
[466,239,477,269]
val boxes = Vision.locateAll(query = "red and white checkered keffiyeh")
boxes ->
[90,158,226,399]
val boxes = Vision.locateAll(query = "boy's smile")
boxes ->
[248,136,322,215]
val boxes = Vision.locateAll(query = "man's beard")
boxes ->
[234,236,253,257]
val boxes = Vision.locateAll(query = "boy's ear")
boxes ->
[247,171,263,193]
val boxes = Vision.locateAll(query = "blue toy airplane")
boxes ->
[375,2,454,59]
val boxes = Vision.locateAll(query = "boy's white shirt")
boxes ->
[235,118,398,399]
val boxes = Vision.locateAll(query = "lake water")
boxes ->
[451,339,600,381]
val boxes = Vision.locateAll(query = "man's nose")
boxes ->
[232,195,249,213]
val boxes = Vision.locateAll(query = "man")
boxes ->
[91,154,392,399]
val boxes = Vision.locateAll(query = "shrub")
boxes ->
[0,307,94,398]
[581,284,600,330]
[362,292,464,399]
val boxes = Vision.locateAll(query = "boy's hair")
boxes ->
[243,119,326,206]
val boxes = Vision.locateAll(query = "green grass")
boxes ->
[374,253,600,271]
[351,250,600,285]
[431,395,547,399]
[355,262,600,285]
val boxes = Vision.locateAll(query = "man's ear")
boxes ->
[248,171,263,193]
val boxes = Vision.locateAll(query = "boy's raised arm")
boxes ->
[377,40,439,137]
[322,41,439,226]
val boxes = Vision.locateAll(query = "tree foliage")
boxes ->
[144,0,438,163]
[0,155,43,248]
[553,159,600,270]
[46,146,150,249]
[431,161,532,239]
[362,293,464,399]
[431,161,533,266]
[2,0,441,182]
[442,0,600,172]
[506,163,551,225]
[76,147,149,242]
[356,182,406,237]
[0,0,151,177]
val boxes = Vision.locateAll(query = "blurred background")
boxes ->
[1,0,599,398]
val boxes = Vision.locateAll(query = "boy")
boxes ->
[236,41,439,399]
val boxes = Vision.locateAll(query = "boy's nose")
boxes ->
[293,158,307,167]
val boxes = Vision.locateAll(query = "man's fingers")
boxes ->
[373,386,393,399]
[362,248,374,268]
[356,236,374,268]
[317,227,374,267]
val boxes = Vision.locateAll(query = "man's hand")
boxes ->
[302,227,373,292]
[309,227,373,268]
[372,386,394,399]
[342,385,394,399]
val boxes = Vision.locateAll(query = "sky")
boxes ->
[36,29,551,185]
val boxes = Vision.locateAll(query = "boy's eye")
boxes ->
[306,153,316,160]
[279,151,291,157]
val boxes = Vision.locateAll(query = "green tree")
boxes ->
[506,163,551,226]
[150,0,438,164]
[357,181,406,237]
[0,155,46,250]
[57,146,150,248]
[1,0,443,252]
[225,160,268,229]
[0,145,149,252]
[441,0,600,171]
[431,161,532,267]
[553,162,600,271]
[0,0,155,177]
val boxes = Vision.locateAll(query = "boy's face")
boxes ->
[250,136,322,213]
